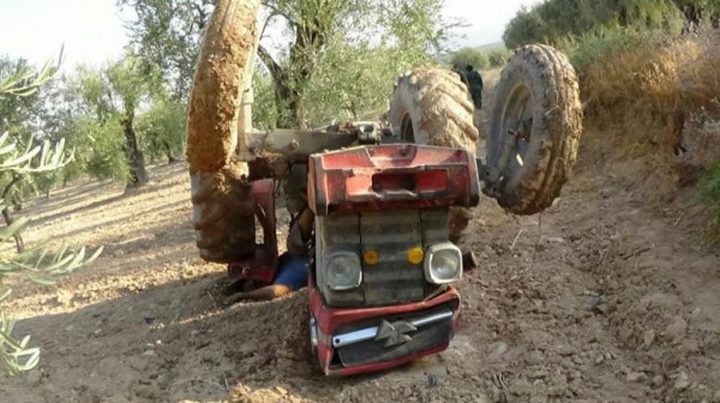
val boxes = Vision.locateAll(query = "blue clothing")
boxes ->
[274,253,309,291]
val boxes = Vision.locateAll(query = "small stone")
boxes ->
[56,289,73,306]
[664,317,688,344]
[275,387,287,396]
[93,329,102,336]
[426,365,448,389]
[525,350,544,365]
[488,341,508,360]
[682,339,700,354]
[26,369,42,385]
[674,372,690,391]
[128,356,149,372]
[142,350,156,357]
[509,379,533,396]
[428,374,442,388]
[626,372,646,383]
[548,373,568,397]
[557,345,574,357]
[652,375,665,387]
[529,369,548,379]
[643,330,656,348]
[595,355,605,365]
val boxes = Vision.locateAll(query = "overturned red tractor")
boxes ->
[186,0,582,376]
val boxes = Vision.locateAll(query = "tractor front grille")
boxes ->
[316,208,450,307]
[360,209,426,305]
[335,303,455,367]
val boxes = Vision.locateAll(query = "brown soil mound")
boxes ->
[0,119,719,401]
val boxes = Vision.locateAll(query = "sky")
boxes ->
[0,0,542,69]
[445,0,542,48]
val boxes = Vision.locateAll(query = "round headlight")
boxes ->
[424,243,463,284]
[325,252,362,290]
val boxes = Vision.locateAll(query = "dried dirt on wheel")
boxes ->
[1,122,720,402]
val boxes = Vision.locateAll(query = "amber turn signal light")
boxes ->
[407,246,424,265]
[363,249,380,265]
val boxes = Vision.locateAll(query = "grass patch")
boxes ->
[699,158,720,243]
[560,26,720,153]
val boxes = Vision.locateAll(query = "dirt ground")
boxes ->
[1,117,719,402]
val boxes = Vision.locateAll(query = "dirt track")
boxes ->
[2,122,720,402]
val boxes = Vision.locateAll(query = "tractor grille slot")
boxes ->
[360,210,426,305]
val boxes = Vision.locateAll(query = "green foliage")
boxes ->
[502,0,703,48]
[63,55,164,185]
[252,71,279,131]
[72,115,130,182]
[300,0,450,127]
[118,0,213,100]
[503,6,548,48]
[0,62,53,97]
[0,57,73,232]
[0,64,103,375]
[123,0,453,128]
[136,98,186,163]
[699,157,720,243]
[558,24,659,72]
[487,48,511,68]
[298,0,447,128]
[450,48,489,70]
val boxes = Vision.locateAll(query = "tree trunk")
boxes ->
[2,174,24,253]
[257,7,329,129]
[163,140,179,164]
[274,81,304,129]
[122,111,148,189]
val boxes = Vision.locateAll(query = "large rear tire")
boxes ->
[389,69,479,243]
[484,44,582,215]
[389,69,479,152]
[190,162,255,263]
[185,0,261,262]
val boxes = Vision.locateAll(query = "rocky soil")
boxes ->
[0,120,719,402]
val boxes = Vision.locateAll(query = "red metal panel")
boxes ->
[309,145,480,216]
[309,275,460,376]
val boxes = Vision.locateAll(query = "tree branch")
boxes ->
[256,45,283,83]
[260,1,298,27]
[261,11,294,38]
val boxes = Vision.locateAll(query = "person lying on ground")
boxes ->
[223,207,314,305]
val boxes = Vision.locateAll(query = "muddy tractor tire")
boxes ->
[186,0,261,263]
[389,69,479,243]
[389,68,479,152]
[484,44,582,215]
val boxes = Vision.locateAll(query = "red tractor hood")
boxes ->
[308,145,480,216]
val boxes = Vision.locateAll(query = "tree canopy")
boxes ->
[120,0,455,128]
[503,0,720,48]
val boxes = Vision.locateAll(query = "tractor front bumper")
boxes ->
[309,278,460,376]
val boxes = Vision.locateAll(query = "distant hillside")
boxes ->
[477,42,506,51]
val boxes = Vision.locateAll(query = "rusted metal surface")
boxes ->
[308,144,480,216]
[238,122,387,164]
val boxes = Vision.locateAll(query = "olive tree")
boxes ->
[120,0,456,128]
[72,55,163,188]
[0,66,102,375]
